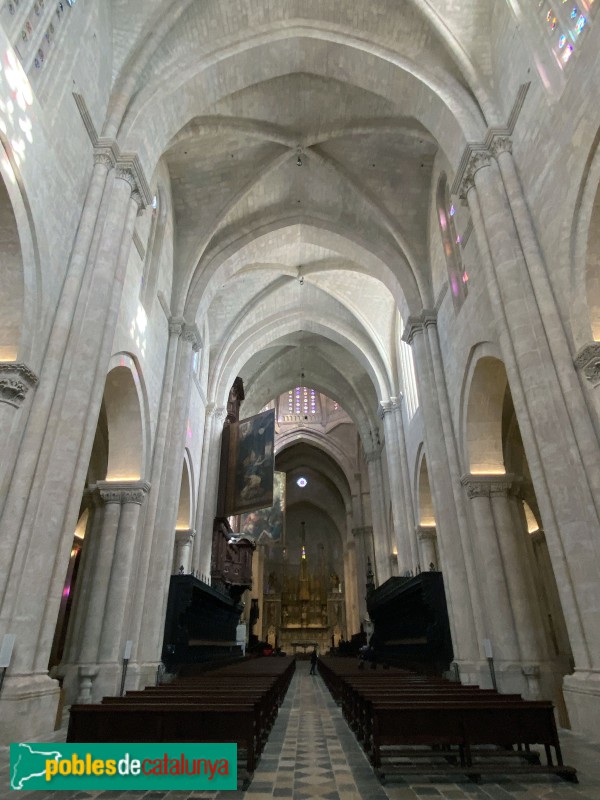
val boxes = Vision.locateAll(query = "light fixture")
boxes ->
[296,155,302,166]
[297,477,307,488]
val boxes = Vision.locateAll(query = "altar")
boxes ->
[289,640,319,654]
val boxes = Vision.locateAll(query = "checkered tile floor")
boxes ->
[1,661,599,800]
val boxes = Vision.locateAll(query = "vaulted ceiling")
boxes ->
[107,0,502,440]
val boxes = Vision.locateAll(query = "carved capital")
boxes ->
[97,480,150,505]
[207,403,227,422]
[168,317,185,337]
[182,322,201,351]
[461,473,519,499]
[378,396,403,419]
[115,167,137,192]
[352,525,373,539]
[175,528,196,546]
[402,309,437,345]
[458,149,492,200]
[0,362,39,407]
[575,342,600,386]
[416,525,437,542]
[490,135,513,158]
[93,150,115,169]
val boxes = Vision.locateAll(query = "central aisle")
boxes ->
[241,660,389,800]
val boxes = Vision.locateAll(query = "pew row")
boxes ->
[67,656,295,781]
[319,658,577,783]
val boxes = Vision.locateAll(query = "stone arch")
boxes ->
[462,347,508,474]
[585,182,600,341]
[106,0,497,145]
[0,137,40,363]
[176,450,194,531]
[115,23,487,175]
[211,313,391,412]
[276,432,353,517]
[570,127,600,349]
[185,219,420,322]
[416,448,436,527]
[103,356,148,481]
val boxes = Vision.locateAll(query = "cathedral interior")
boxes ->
[1,0,600,773]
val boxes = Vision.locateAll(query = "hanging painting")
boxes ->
[239,470,286,543]
[225,409,275,515]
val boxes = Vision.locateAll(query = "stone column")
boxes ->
[342,543,356,637]
[252,544,266,641]
[193,404,227,578]
[416,526,438,571]
[365,450,392,584]
[379,398,413,574]
[0,153,111,529]
[529,529,572,665]
[0,155,146,743]
[352,525,373,623]
[495,143,600,511]
[95,482,149,700]
[124,318,184,684]
[404,317,485,682]
[462,474,549,696]
[461,147,600,731]
[174,529,195,574]
[59,481,149,704]
[489,483,549,666]
[58,489,103,704]
[131,324,198,684]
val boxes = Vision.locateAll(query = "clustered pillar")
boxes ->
[460,138,600,730]
[0,151,148,742]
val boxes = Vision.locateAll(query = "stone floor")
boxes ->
[1,662,599,800]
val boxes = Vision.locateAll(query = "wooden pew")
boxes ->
[67,656,296,780]
[319,658,577,783]
[68,702,260,771]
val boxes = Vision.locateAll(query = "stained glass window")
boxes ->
[288,387,317,414]
[536,0,595,67]
[437,175,468,311]
[6,0,75,73]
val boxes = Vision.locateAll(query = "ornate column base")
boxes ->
[0,673,60,744]
[563,670,600,738]
[76,664,99,703]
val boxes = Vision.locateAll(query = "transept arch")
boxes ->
[0,137,40,364]
[113,21,487,167]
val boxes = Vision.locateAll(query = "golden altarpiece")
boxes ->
[261,522,345,653]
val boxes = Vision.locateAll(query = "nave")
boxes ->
[2,661,600,800]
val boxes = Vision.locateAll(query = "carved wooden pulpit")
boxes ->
[210,517,255,603]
